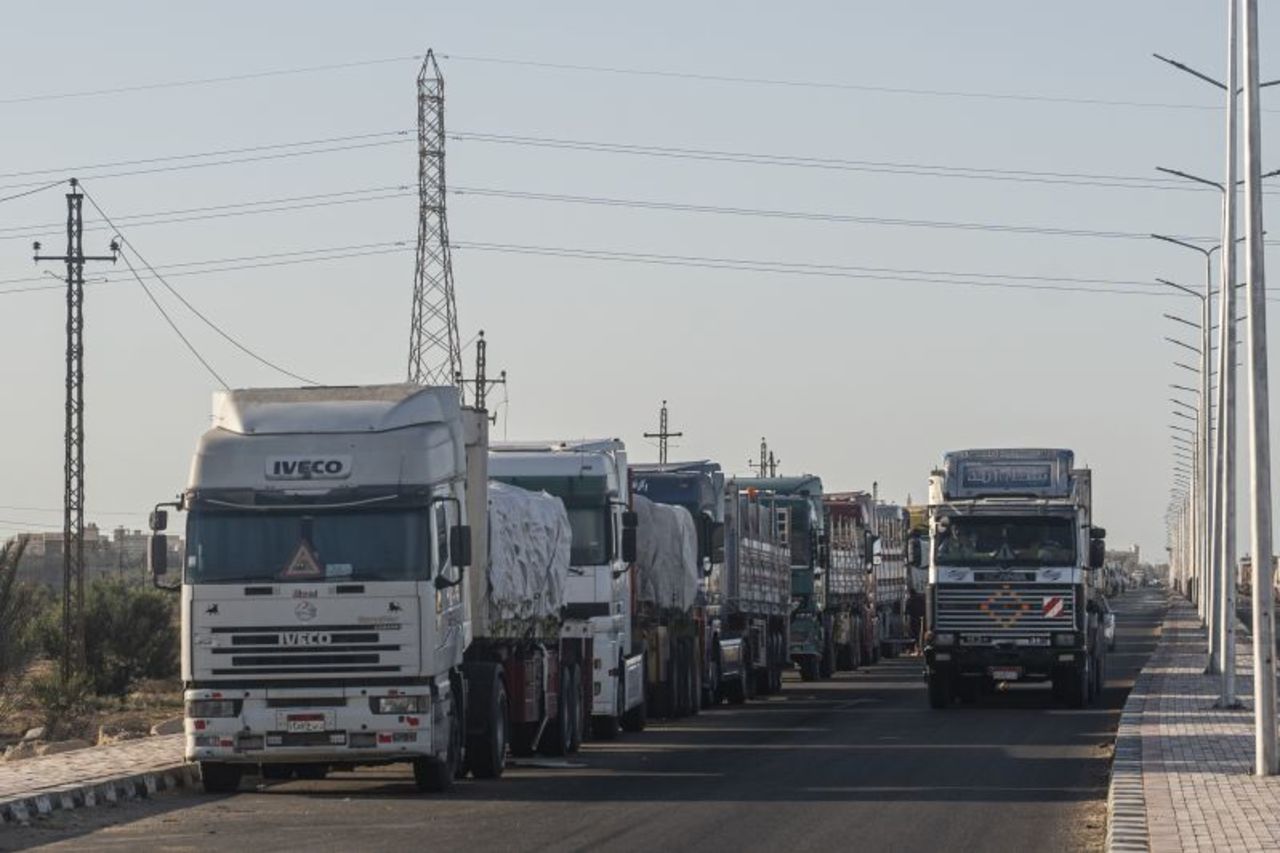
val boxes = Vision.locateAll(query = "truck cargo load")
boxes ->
[483,481,572,638]
[633,493,698,613]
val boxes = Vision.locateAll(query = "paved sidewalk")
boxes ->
[0,733,192,824]
[1108,594,1280,852]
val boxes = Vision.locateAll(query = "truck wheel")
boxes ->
[199,761,243,794]
[705,654,722,708]
[926,674,950,709]
[799,656,820,682]
[466,665,508,779]
[414,692,459,792]
[539,669,573,756]
[566,664,583,752]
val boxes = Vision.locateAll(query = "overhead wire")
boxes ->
[81,185,321,386]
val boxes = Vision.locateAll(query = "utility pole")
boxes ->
[407,49,463,395]
[643,400,682,466]
[768,450,779,478]
[1243,0,1277,776]
[458,330,507,420]
[751,438,769,478]
[32,178,117,684]
[1218,0,1242,710]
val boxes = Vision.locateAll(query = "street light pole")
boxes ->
[1242,0,1277,777]
[1157,267,1214,634]
[1217,0,1242,710]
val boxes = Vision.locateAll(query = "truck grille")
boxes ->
[935,583,1075,640]
[208,624,405,675]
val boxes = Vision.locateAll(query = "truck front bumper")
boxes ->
[925,644,1084,684]
[183,686,438,765]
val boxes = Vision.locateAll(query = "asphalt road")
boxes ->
[3,588,1167,853]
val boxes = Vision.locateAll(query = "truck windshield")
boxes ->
[935,516,1076,567]
[185,509,429,583]
[565,506,608,566]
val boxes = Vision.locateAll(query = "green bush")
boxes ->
[0,538,44,693]
[39,578,179,697]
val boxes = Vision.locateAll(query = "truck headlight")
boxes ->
[1052,632,1078,647]
[933,632,955,647]
[372,695,428,714]
[186,699,239,718]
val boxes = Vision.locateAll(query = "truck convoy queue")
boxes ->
[144,384,1109,794]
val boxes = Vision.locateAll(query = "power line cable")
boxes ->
[0,179,65,205]
[440,53,1235,113]
[0,55,421,106]
[83,188,320,386]
[115,249,229,389]
[0,130,412,181]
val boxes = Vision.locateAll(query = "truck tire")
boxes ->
[414,691,460,792]
[1059,660,1089,709]
[566,664,583,752]
[539,668,573,756]
[199,761,242,794]
[466,664,508,779]
[705,653,722,708]
[799,656,820,682]
[926,673,951,709]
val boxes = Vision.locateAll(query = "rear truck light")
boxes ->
[349,732,377,748]
[328,733,347,745]
[194,735,220,747]
[933,632,955,647]
[187,699,239,718]
[267,735,283,746]
[371,695,428,715]
[193,720,207,731]
[1058,653,1075,662]
[1052,632,1078,647]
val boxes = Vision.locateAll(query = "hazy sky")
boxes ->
[1,1,1277,562]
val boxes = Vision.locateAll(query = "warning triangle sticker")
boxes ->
[281,542,323,579]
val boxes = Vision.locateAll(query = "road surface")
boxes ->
[2,588,1167,853]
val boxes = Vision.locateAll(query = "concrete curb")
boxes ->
[1106,659,1153,853]
[0,762,199,825]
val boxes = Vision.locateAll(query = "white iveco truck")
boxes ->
[488,440,647,737]
[917,449,1108,709]
[148,385,493,793]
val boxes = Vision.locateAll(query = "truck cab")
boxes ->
[488,440,645,735]
[919,448,1107,709]
[150,385,478,793]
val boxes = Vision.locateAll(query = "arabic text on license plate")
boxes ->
[991,668,1021,681]
[287,718,326,733]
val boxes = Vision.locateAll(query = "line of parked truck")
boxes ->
[144,383,920,793]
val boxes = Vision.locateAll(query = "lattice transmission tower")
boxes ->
[407,49,463,392]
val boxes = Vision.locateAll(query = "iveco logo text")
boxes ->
[280,631,332,646]
[265,455,352,481]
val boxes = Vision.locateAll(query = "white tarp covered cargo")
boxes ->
[484,481,571,637]
[633,494,698,613]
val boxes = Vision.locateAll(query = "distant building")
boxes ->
[11,523,183,586]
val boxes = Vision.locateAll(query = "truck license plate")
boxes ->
[990,667,1021,681]
[286,715,326,733]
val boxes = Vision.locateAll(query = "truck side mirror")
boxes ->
[1090,526,1106,540]
[449,524,472,569]
[1089,539,1105,570]
[149,509,168,532]
[148,533,168,576]
[710,521,725,568]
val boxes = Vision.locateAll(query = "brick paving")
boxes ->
[0,733,188,823]
[1109,594,1280,852]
